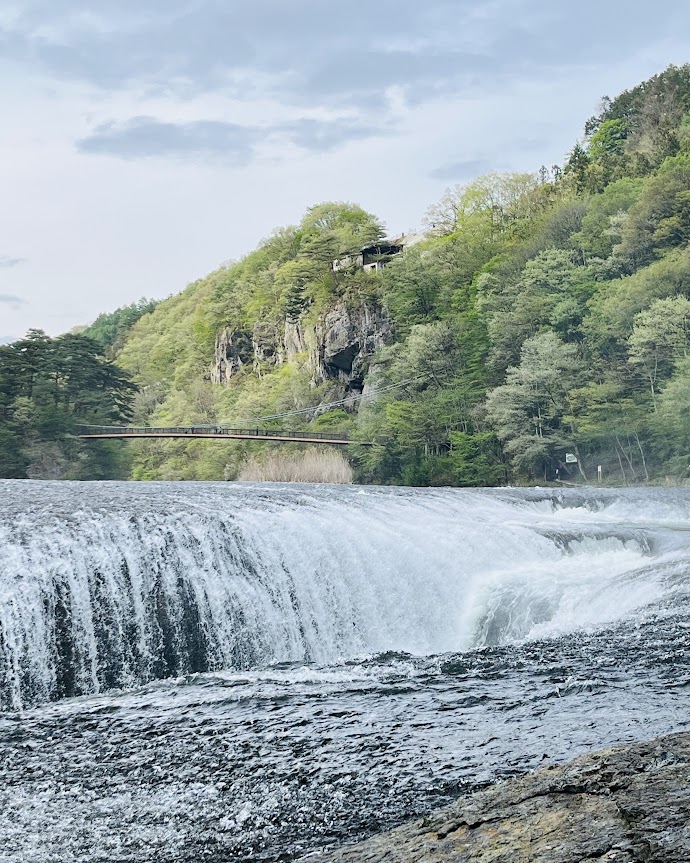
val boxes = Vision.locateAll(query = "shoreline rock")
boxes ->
[311,732,690,862]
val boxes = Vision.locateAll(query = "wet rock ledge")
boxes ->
[314,732,690,863]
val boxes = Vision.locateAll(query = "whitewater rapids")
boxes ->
[1,481,689,861]
[1,482,686,711]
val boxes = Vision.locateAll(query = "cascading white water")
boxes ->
[1,481,688,710]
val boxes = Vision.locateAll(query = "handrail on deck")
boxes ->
[75,424,368,445]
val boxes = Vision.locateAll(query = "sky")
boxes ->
[1,1,690,343]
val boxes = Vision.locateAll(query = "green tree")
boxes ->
[610,152,690,272]
[566,382,651,484]
[425,172,540,238]
[478,249,591,371]
[0,332,136,479]
[628,295,690,407]
[485,332,583,478]
[84,298,159,355]
[447,431,507,486]
[571,177,644,261]
[659,356,690,472]
[381,247,441,330]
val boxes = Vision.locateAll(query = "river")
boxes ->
[1,481,689,861]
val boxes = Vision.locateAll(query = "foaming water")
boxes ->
[1,482,689,710]
[2,482,690,861]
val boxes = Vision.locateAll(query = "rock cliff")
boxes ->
[311,732,690,863]
[312,300,391,390]
[212,301,391,394]
[211,328,253,384]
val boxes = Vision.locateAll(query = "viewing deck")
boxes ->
[77,425,366,445]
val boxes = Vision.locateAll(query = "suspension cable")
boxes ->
[218,373,431,425]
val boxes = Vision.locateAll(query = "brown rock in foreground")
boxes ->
[312,732,690,863]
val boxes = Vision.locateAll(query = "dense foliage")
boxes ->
[82,298,159,356]
[0,331,135,479]
[4,64,690,486]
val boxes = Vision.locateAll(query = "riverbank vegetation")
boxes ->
[3,64,690,486]
[0,331,135,479]
[237,450,354,484]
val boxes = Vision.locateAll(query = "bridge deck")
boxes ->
[77,425,365,445]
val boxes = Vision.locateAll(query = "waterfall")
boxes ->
[1,481,686,710]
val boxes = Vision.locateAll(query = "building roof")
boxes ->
[360,240,403,254]
[333,232,428,262]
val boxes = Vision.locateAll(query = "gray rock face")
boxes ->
[212,302,391,394]
[284,319,308,361]
[313,301,391,389]
[211,328,253,384]
[312,732,690,863]
[252,322,283,370]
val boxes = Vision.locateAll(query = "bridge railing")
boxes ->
[77,424,351,441]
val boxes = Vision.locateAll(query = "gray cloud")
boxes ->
[77,115,390,160]
[0,256,26,268]
[300,48,494,106]
[279,118,392,152]
[0,2,505,111]
[7,0,688,111]
[77,117,259,162]
[0,294,26,305]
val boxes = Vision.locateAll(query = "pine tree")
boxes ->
[284,283,308,322]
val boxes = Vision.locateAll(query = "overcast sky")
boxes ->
[1,0,689,342]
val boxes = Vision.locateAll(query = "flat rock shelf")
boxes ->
[312,732,690,863]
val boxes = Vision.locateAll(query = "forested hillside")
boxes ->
[3,64,690,485]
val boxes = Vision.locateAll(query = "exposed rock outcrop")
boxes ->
[211,328,253,384]
[252,322,283,370]
[312,301,391,391]
[312,732,690,863]
[212,301,392,395]
[285,319,308,361]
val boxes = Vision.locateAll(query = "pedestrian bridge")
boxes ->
[77,425,366,445]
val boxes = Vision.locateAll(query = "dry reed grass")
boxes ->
[237,448,354,484]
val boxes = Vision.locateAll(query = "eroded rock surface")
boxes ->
[211,328,253,383]
[313,732,690,863]
[313,300,391,389]
[212,301,391,393]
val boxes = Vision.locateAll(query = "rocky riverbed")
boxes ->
[314,732,690,863]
